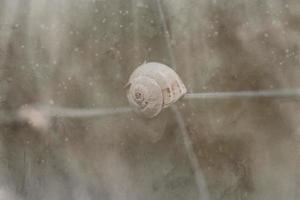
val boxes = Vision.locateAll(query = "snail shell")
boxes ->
[126,62,187,118]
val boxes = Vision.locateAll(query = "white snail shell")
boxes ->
[126,62,187,118]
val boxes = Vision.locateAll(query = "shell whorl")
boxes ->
[127,62,186,118]
[127,76,163,118]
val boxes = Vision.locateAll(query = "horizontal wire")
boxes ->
[12,105,132,128]
[0,106,132,125]
[34,105,132,118]
[0,88,299,122]
[184,88,300,100]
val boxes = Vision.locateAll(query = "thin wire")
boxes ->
[184,89,300,100]
[172,106,210,200]
[155,0,210,199]
[12,105,132,130]
[13,87,300,121]
[155,0,177,70]
[36,105,132,118]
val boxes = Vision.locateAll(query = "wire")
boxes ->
[155,0,177,70]
[35,105,132,118]
[155,0,210,199]
[184,89,300,100]
[172,106,210,200]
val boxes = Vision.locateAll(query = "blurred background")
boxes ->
[0,0,300,199]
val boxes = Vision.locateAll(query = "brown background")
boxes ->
[0,0,300,199]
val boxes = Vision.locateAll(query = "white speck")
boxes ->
[40,24,46,30]
[18,106,50,131]
[264,33,269,38]
[102,18,106,23]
